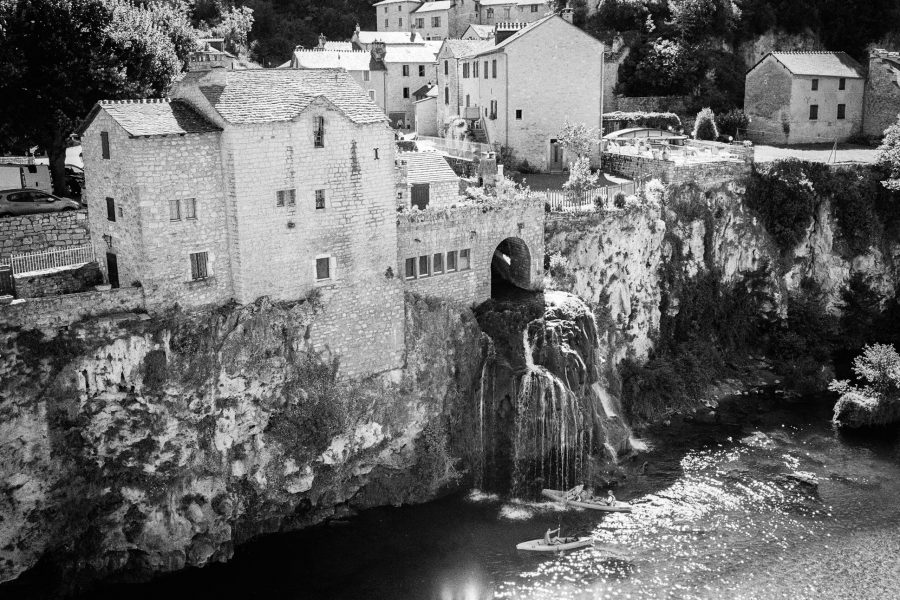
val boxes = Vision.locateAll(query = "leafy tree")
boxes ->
[558,120,597,159]
[830,343,900,399]
[667,0,739,43]
[715,109,749,139]
[875,114,900,192]
[746,160,826,252]
[208,5,254,55]
[563,156,600,199]
[0,0,197,194]
[692,107,719,140]
[618,37,703,96]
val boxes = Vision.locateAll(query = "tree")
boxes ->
[208,5,254,55]
[875,114,900,192]
[0,0,197,194]
[618,38,703,96]
[715,108,749,139]
[558,121,600,199]
[692,107,719,140]
[667,0,740,42]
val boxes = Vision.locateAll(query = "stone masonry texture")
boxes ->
[0,210,90,264]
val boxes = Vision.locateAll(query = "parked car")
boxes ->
[0,188,81,216]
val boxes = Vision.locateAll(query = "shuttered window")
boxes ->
[185,198,197,220]
[433,253,444,274]
[277,189,296,207]
[447,250,457,272]
[190,251,208,280]
[169,198,181,221]
[419,255,430,277]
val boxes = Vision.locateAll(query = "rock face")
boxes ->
[0,293,483,588]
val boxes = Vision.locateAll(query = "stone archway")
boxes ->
[491,237,532,298]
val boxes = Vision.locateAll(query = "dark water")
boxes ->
[17,392,900,599]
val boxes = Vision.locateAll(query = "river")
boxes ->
[9,391,900,599]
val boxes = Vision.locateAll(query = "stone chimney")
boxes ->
[410,30,416,42]
[317,34,327,49]
[560,1,574,23]
[371,41,387,62]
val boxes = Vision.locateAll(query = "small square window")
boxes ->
[190,251,208,280]
[809,104,819,120]
[316,257,331,280]
[839,77,846,90]
[459,249,471,270]
[837,104,846,120]
[811,78,819,91]
[403,87,410,99]
[515,109,522,120]
[185,198,197,220]
[106,197,116,222]
[117,206,123,218]
[447,250,457,272]
[419,255,430,277]
[315,189,325,210]
[277,189,296,207]
[405,257,416,279]
[169,198,181,221]
[433,253,444,274]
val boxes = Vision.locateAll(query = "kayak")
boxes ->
[541,488,633,513]
[516,536,593,552]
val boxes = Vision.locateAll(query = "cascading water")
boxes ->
[473,290,635,496]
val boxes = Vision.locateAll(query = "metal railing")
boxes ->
[544,182,637,212]
[11,244,95,275]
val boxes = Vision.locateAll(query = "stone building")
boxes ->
[289,47,388,110]
[351,28,424,51]
[188,38,237,72]
[474,0,550,26]
[744,51,865,144]
[80,69,405,377]
[374,0,425,33]
[396,151,462,209]
[445,13,605,171]
[382,44,441,129]
[461,23,495,40]
[435,39,495,134]
[373,0,478,40]
[862,49,900,139]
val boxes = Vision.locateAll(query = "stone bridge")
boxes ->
[397,199,545,304]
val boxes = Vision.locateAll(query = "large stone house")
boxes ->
[440,13,605,171]
[744,51,865,144]
[78,69,405,377]
[374,0,478,40]
[863,49,900,139]
[435,39,495,133]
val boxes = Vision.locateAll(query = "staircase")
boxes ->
[471,118,489,144]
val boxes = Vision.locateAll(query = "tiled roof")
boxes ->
[441,39,495,58]
[479,0,517,5]
[292,49,375,72]
[413,0,453,12]
[402,152,459,184]
[463,24,495,39]
[94,99,221,137]
[473,13,558,56]
[384,44,439,63]
[355,31,424,45]
[197,69,387,125]
[374,0,421,4]
[323,41,354,52]
[759,52,864,78]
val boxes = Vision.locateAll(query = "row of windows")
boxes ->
[385,16,440,28]
[185,252,332,283]
[809,104,847,120]
[479,5,540,18]
[404,249,471,280]
[461,59,497,79]
[276,188,327,209]
[170,198,197,221]
[811,77,847,91]
[401,64,428,77]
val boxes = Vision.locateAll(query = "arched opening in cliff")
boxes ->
[491,237,532,299]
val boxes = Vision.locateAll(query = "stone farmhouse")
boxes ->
[863,49,900,139]
[351,28,425,51]
[438,12,605,171]
[744,51,865,144]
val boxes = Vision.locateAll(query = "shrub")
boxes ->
[603,111,682,132]
[746,160,824,253]
[692,107,719,141]
[875,114,900,191]
[715,109,750,139]
[613,191,627,208]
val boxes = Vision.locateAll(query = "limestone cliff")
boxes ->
[0,294,483,589]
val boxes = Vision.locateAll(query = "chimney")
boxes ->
[410,30,416,42]
[560,1,574,23]
[355,23,361,35]
[371,41,387,62]
[317,34,327,49]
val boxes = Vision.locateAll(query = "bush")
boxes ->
[692,107,719,141]
[715,109,750,139]
[613,191,627,208]
[746,160,825,253]
[603,111,682,132]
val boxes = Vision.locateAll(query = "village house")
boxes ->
[187,37,237,72]
[288,45,388,110]
[440,12,605,171]
[862,48,900,139]
[435,38,495,135]
[351,27,424,51]
[475,0,549,26]
[414,85,440,135]
[461,23,495,40]
[374,0,426,33]
[395,151,462,209]
[78,69,406,376]
[381,43,441,129]
[744,51,865,145]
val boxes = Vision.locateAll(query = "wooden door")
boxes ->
[549,139,563,172]
[106,252,120,288]
[0,265,15,297]
[411,184,430,210]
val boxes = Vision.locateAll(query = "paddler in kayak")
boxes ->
[604,490,616,506]
[544,527,562,545]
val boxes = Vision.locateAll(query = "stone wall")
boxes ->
[602,153,752,187]
[0,210,90,264]
[0,286,145,329]
[13,262,102,299]
[863,49,900,138]
[397,199,545,303]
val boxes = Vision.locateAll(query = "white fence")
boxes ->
[10,244,95,275]
[544,181,638,212]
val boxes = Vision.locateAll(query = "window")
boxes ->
[503,7,510,18]
[277,189,296,207]
[314,116,325,148]
[515,109,522,120]
[459,248,470,270]
[466,94,470,107]
[809,104,819,120]
[492,59,497,78]
[316,257,331,281]
[384,18,388,27]
[403,87,410,99]
[190,251,208,280]
[433,253,444,274]
[474,61,479,77]
[405,257,416,279]
[398,4,401,10]
[444,86,449,104]
[463,63,469,78]
[375,148,380,160]
[837,103,846,120]
[811,78,819,91]
[416,17,424,28]
[483,61,488,79]
[839,77,846,90]
[101,131,110,159]
[487,8,493,18]
[402,64,410,76]
[431,16,441,27]
[369,89,376,101]
[531,4,538,11]
[419,255,430,277]
[399,18,402,26]
[420,64,426,77]
[106,197,116,221]
[444,60,448,75]
[447,250,457,272]
[315,189,325,210]
[363,70,370,82]
[169,198,181,221]
[185,198,197,220]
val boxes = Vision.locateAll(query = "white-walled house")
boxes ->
[374,0,425,33]
[442,13,605,171]
[475,0,549,25]
[289,47,388,110]
[744,51,865,144]
[79,69,405,377]
[383,44,440,129]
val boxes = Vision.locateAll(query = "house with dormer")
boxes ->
[78,69,405,376]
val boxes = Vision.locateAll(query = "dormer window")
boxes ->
[314,116,325,148]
